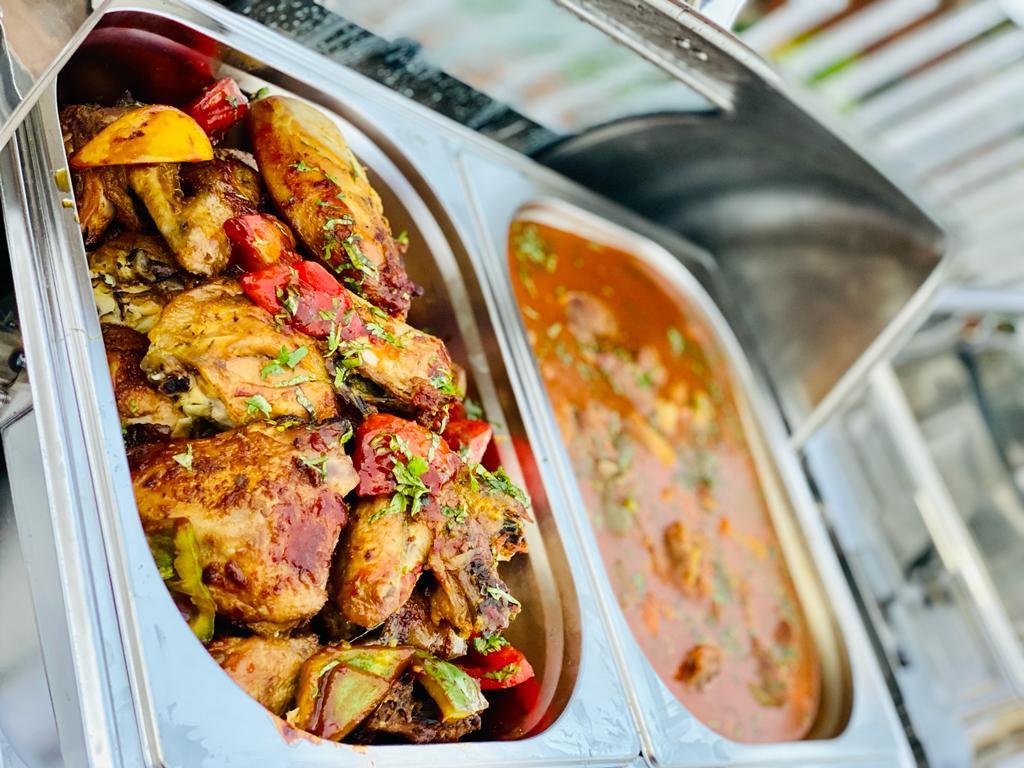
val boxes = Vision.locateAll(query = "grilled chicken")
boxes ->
[338,294,460,428]
[427,467,530,637]
[142,279,337,428]
[249,96,416,318]
[208,635,320,715]
[378,592,467,660]
[128,150,261,276]
[335,496,432,629]
[90,231,191,333]
[60,104,144,244]
[132,420,358,634]
[103,324,188,439]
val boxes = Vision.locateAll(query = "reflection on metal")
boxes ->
[739,0,1024,288]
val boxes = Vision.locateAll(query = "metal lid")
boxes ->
[544,0,948,447]
[0,0,106,150]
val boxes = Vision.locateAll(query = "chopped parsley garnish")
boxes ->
[396,230,409,246]
[430,370,459,396]
[484,585,521,607]
[261,345,308,379]
[252,86,270,100]
[245,394,272,417]
[339,425,354,446]
[300,453,330,481]
[289,159,318,172]
[667,327,686,358]
[482,662,520,682]
[473,464,531,507]
[472,634,509,654]
[172,443,194,471]
[514,223,557,273]
[442,503,468,531]
[366,322,405,348]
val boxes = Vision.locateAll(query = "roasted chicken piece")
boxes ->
[142,279,337,428]
[128,149,261,276]
[90,232,191,333]
[662,520,709,599]
[60,104,143,244]
[335,495,432,629]
[103,324,188,439]
[249,96,416,318]
[379,592,467,660]
[208,635,320,716]
[427,466,530,638]
[337,294,460,428]
[675,643,722,691]
[132,420,358,634]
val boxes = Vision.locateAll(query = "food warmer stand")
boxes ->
[0,0,956,766]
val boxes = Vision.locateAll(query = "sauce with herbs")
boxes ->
[509,219,821,743]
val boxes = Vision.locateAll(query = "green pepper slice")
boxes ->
[413,652,489,722]
[146,518,216,643]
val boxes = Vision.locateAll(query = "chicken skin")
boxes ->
[132,420,358,635]
[208,635,320,715]
[142,279,337,428]
[249,96,416,318]
[103,324,188,438]
[128,150,261,276]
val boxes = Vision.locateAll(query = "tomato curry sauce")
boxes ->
[509,218,821,743]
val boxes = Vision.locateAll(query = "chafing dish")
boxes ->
[0,0,946,766]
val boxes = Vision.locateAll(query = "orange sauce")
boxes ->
[509,219,821,743]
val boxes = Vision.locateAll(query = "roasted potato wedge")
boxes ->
[70,105,213,168]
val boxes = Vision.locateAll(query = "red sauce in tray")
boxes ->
[509,219,821,743]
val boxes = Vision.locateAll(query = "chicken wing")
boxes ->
[103,324,188,439]
[208,635,320,715]
[60,104,144,244]
[379,592,467,660]
[90,231,191,334]
[248,96,415,318]
[132,420,358,634]
[427,467,530,637]
[335,495,432,629]
[142,279,337,428]
[128,150,261,276]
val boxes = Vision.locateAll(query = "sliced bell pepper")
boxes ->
[239,260,365,339]
[289,645,415,740]
[184,77,249,139]
[146,518,216,643]
[413,652,489,722]
[352,412,461,498]
[442,418,492,465]
[459,637,535,690]
[224,213,300,271]
[70,105,213,168]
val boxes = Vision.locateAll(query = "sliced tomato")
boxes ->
[459,641,535,690]
[352,413,460,498]
[224,213,300,271]
[185,77,248,139]
[239,260,364,339]
[442,418,492,465]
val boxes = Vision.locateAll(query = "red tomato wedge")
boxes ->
[352,413,461,498]
[185,77,248,139]
[239,260,364,339]
[459,640,535,690]
[224,213,300,271]
[442,418,493,465]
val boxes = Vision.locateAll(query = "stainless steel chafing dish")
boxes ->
[0,1,946,766]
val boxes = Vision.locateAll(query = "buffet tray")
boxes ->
[0,0,914,766]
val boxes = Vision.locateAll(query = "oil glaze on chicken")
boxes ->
[63,82,535,744]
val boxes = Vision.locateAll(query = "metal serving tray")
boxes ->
[453,156,915,767]
[0,2,638,766]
